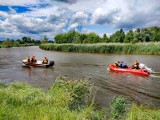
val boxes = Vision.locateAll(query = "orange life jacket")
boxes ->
[43,58,48,64]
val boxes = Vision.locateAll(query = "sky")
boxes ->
[0,0,159,40]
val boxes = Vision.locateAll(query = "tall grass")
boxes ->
[39,42,160,55]
[0,78,106,120]
[126,103,160,120]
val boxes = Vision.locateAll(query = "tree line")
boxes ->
[54,26,160,44]
[0,36,50,48]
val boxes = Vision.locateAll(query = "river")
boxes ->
[0,46,160,108]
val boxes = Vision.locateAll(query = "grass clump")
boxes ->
[0,77,106,120]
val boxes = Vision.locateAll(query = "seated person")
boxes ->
[114,61,120,67]
[132,61,140,69]
[26,56,30,64]
[43,57,48,64]
[120,61,128,68]
[31,56,37,63]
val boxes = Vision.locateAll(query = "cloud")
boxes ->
[67,11,88,31]
[51,0,78,4]
[0,0,41,6]
[91,8,120,25]
[0,0,160,40]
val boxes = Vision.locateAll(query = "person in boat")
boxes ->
[26,56,30,64]
[114,61,120,67]
[120,61,128,68]
[132,61,140,69]
[42,57,48,64]
[31,56,37,63]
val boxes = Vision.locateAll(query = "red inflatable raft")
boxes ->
[109,65,150,76]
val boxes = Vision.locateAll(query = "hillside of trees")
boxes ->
[54,26,160,44]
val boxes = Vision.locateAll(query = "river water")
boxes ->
[0,46,160,108]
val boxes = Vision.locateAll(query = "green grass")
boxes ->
[0,79,160,120]
[0,78,106,120]
[126,103,160,120]
[39,42,160,55]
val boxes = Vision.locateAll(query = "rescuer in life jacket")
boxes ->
[114,61,120,67]
[31,56,37,63]
[43,57,48,64]
[132,61,140,69]
[120,61,128,68]
[26,56,30,64]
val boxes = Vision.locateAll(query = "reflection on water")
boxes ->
[0,46,160,108]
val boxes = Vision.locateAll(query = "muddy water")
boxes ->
[0,46,160,108]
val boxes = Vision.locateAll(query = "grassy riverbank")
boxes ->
[0,77,160,120]
[0,77,106,120]
[39,42,160,55]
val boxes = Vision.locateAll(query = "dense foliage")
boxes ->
[39,42,160,55]
[54,27,160,44]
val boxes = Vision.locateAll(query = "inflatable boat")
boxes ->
[22,60,54,68]
[109,65,150,76]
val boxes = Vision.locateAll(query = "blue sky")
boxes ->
[0,0,159,40]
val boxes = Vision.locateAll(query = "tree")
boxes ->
[102,34,109,43]
[124,30,134,43]
[73,32,81,43]
[134,29,143,42]
[21,37,28,44]
[83,32,100,43]
[109,29,125,43]
[13,41,20,47]
[2,39,13,48]
[41,36,49,43]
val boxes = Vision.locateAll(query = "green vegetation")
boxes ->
[110,96,128,120]
[0,78,160,120]
[39,42,160,55]
[109,96,160,120]
[126,104,160,120]
[0,77,106,120]
[44,26,160,54]
[0,37,41,48]
[54,27,160,44]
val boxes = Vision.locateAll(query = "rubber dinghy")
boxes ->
[109,65,150,76]
[22,60,54,68]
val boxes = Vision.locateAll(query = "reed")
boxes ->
[39,42,160,55]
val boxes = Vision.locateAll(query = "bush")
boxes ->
[110,96,128,120]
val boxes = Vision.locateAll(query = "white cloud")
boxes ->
[0,0,41,6]
[0,0,160,40]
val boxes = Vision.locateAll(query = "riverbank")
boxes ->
[0,77,159,120]
[39,42,160,55]
[0,43,38,48]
